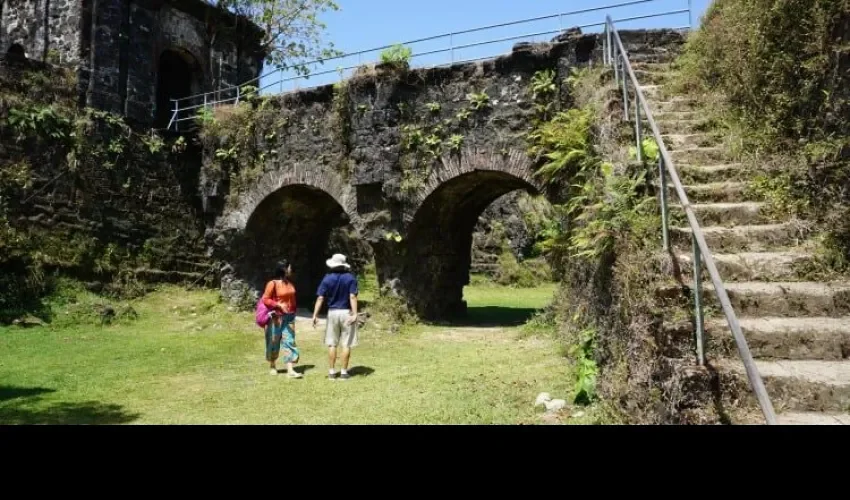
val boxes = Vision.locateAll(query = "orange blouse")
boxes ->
[262,279,296,314]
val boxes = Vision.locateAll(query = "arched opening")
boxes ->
[6,44,26,60]
[155,49,201,129]
[404,170,551,322]
[240,185,358,310]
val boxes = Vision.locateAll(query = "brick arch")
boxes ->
[213,163,360,309]
[218,163,358,233]
[404,146,543,224]
[399,146,544,319]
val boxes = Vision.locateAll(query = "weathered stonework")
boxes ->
[201,30,616,319]
[201,28,687,320]
[0,22,685,322]
[0,59,212,302]
[0,0,264,126]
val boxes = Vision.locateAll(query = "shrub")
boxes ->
[379,44,413,66]
[678,0,850,146]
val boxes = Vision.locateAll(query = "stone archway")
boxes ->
[212,165,361,310]
[400,148,544,319]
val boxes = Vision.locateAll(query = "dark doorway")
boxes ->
[6,44,26,60]
[155,49,200,129]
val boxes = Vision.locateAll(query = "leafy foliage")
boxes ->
[566,164,653,260]
[528,108,594,185]
[0,72,196,322]
[380,44,413,66]
[209,0,342,74]
[466,91,490,111]
[568,319,598,405]
[678,0,850,145]
[530,69,558,122]
[629,137,660,164]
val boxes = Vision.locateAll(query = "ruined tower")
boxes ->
[0,0,265,127]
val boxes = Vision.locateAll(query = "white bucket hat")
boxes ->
[326,253,350,269]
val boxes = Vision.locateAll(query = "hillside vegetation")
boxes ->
[677,0,850,273]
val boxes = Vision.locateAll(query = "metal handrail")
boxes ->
[602,16,778,424]
[165,0,691,130]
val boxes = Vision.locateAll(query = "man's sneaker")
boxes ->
[328,372,337,380]
[287,371,303,379]
[339,372,350,381]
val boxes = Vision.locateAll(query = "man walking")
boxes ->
[312,254,359,380]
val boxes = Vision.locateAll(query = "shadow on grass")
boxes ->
[0,385,140,425]
[0,386,56,402]
[348,366,375,378]
[435,307,540,328]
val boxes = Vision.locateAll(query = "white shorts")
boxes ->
[325,309,358,348]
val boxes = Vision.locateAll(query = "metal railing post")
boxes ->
[235,85,241,105]
[621,55,629,121]
[693,233,706,366]
[603,24,608,65]
[659,155,670,251]
[688,0,693,28]
[167,99,178,132]
[635,97,643,162]
[613,41,620,84]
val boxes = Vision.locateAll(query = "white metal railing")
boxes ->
[165,0,692,131]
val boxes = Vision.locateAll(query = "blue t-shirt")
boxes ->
[316,272,359,310]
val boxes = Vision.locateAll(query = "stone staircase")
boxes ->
[631,51,850,424]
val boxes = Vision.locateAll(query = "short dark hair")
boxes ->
[274,260,291,279]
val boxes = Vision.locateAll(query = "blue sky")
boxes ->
[258,0,713,93]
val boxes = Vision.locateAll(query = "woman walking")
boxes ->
[262,260,302,378]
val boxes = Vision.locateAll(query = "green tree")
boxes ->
[211,0,343,74]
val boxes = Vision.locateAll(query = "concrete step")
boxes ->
[666,316,850,361]
[701,281,850,318]
[670,223,803,253]
[717,358,850,412]
[653,99,699,114]
[654,110,700,122]
[676,251,813,282]
[656,119,714,135]
[776,412,850,425]
[628,52,679,64]
[670,146,730,165]
[672,202,770,226]
[633,69,673,86]
[639,85,668,100]
[631,62,673,72]
[661,133,724,150]
[662,181,750,203]
[677,163,750,184]
[713,317,850,361]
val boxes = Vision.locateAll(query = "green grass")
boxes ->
[0,281,594,424]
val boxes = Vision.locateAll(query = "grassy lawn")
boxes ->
[0,279,592,425]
